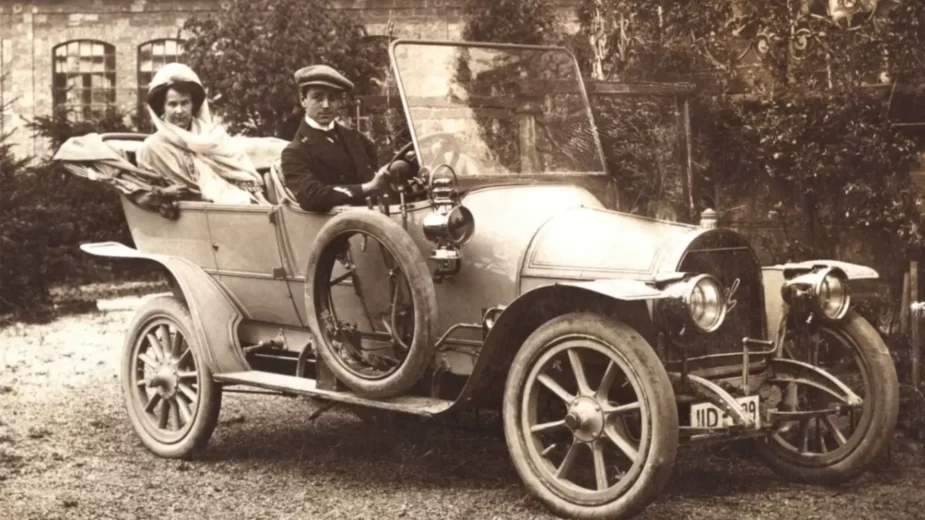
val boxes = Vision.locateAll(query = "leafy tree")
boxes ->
[180,0,389,140]
[461,0,557,45]
[577,0,925,260]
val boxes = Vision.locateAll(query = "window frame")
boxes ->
[51,39,117,121]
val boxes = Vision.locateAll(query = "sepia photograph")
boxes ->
[2,1,925,518]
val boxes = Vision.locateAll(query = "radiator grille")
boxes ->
[668,238,765,363]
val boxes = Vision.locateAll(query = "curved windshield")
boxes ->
[390,41,606,177]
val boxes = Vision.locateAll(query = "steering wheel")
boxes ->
[383,132,461,192]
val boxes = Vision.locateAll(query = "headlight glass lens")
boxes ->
[817,271,850,320]
[687,275,726,332]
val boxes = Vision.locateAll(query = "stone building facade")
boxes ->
[0,0,579,159]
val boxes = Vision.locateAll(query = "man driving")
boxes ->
[281,65,390,212]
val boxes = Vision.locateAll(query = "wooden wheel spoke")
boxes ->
[605,425,639,462]
[167,325,182,357]
[176,397,193,425]
[823,415,848,446]
[169,399,181,430]
[596,361,618,401]
[592,441,609,491]
[178,383,197,403]
[816,418,828,453]
[177,371,197,381]
[556,441,581,479]
[138,353,158,369]
[158,399,169,429]
[567,350,592,396]
[538,374,575,404]
[530,419,567,434]
[144,393,161,414]
[799,418,811,453]
[603,401,640,416]
[177,346,192,365]
[146,332,166,361]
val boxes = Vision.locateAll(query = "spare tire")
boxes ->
[305,210,438,398]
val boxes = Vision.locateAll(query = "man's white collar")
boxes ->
[305,115,335,132]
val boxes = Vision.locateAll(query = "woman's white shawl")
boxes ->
[136,63,269,205]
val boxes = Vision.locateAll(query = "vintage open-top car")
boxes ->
[56,39,899,519]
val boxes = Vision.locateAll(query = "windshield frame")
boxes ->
[387,38,608,179]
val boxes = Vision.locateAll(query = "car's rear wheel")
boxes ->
[305,210,438,399]
[121,295,222,459]
[503,312,678,520]
[754,310,899,484]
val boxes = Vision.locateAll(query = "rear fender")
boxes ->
[81,241,250,375]
[450,281,657,410]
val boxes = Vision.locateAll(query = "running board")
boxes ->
[213,371,453,416]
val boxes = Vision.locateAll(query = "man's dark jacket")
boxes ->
[281,119,378,212]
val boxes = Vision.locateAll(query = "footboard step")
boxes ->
[214,371,454,416]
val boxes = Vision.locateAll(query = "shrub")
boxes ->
[0,107,139,321]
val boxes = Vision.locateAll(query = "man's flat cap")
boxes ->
[294,64,354,92]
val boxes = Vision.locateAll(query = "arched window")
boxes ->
[137,39,185,128]
[52,40,116,120]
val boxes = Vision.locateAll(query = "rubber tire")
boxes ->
[753,310,899,485]
[121,295,222,459]
[305,210,438,398]
[503,312,679,520]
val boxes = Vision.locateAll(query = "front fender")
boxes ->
[770,259,879,280]
[81,241,250,375]
[447,282,657,411]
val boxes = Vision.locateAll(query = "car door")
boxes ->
[205,203,303,326]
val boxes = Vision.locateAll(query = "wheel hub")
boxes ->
[150,364,179,399]
[566,396,605,443]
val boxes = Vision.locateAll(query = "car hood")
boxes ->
[520,205,705,281]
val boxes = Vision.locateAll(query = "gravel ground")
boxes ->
[2,302,925,520]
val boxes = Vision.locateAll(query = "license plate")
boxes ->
[690,395,761,429]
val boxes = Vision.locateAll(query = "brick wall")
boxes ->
[0,0,581,160]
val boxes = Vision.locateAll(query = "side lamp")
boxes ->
[422,165,475,281]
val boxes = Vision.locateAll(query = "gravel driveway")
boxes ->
[2,300,925,519]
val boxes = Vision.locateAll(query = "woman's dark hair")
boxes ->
[147,81,206,118]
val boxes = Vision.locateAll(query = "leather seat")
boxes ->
[264,159,295,205]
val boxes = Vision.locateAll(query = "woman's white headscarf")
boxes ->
[138,63,268,205]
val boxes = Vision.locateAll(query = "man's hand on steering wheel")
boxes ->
[361,165,392,197]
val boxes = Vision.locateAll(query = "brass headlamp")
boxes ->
[782,266,851,321]
[658,274,728,333]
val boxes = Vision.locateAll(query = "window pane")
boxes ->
[139,44,152,63]
[165,39,177,55]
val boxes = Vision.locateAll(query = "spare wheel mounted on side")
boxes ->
[305,209,439,398]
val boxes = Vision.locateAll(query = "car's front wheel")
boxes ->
[121,295,222,459]
[754,310,899,484]
[503,312,678,520]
